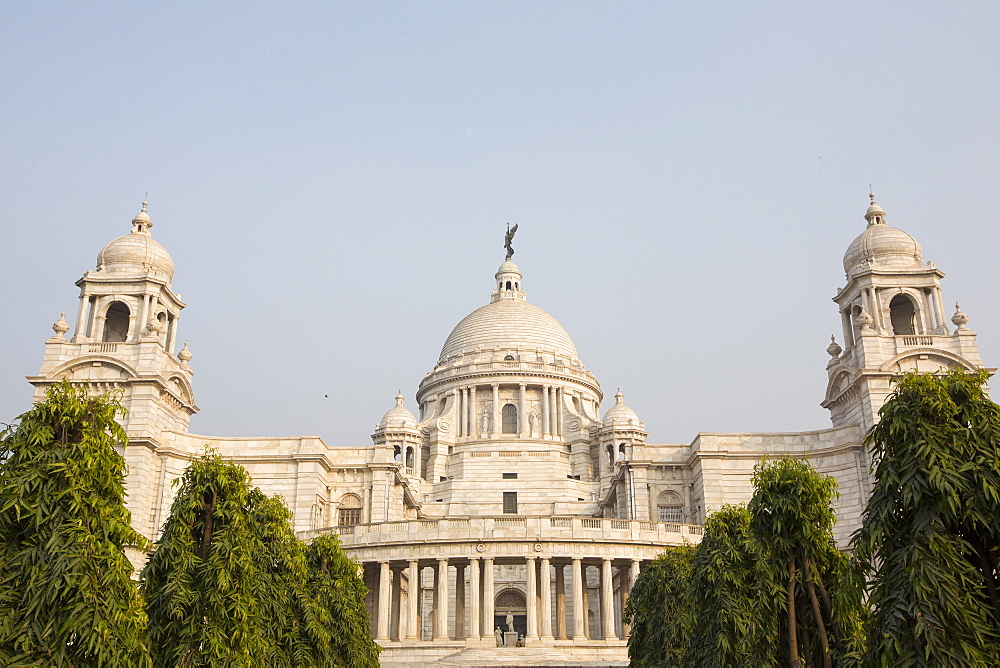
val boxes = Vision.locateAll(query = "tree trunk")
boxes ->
[788,560,801,668]
[808,559,843,641]
[798,594,814,667]
[200,490,217,560]
[976,542,1000,625]
[804,560,832,668]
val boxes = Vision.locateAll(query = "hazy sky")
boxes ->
[2,2,998,445]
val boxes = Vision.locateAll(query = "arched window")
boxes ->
[657,491,683,524]
[405,446,414,470]
[102,301,130,342]
[889,294,916,335]
[393,445,402,462]
[502,404,517,433]
[505,281,512,291]
[338,494,362,530]
[504,354,515,361]
[618,444,627,460]
[607,444,615,468]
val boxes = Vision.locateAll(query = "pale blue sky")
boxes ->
[2,2,998,444]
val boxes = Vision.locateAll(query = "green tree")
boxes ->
[749,458,865,668]
[0,380,151,666]
[624,544,695,667]
[142,451,379,667]
[304,535,381,668]
[142,452,272,666]
[854,369,1000,666]
[685,505,783,667]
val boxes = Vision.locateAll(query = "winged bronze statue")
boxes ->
[504,223,518,260]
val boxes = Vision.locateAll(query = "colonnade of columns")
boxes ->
[367,556,642,645]
[452,383,565,439]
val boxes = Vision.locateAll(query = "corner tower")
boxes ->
[27,202,198,541]
[822,195,990,431]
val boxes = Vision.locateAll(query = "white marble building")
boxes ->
[27,196,990,665]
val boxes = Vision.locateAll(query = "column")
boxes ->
[541,386,550,437]
[167,315,179,353]
[491,384,500,437]
[551,388,560,437]
[377,561,391,641]
[934,288,948,333]
[435,559,450,640]
[841,310,854,348]
[581,573,590,638]
[526,557,538,640]
[73,293,89,341]
[391,566,402,640]
[469,558,481,641]
[519,383,527,437]
[555,563,567,639]
[540,557,553,639]
[482,558,495,637]
[470,386,478,437]
[601,558,614,640]
[455,564,466,639]
[407,561,420,640]
[571,558,586,640]
[455,388,463,437]
[624,560,640,638]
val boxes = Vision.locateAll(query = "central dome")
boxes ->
[439,299,580,363]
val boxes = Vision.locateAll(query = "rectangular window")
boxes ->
[658,505,683,523]
[503,491,518,514]
[502,472,518,479]
[338,508,361,527]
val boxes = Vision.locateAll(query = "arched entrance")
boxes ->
[493,588,527,640]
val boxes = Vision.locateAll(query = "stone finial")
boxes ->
[615,388,624,404]
[395,390,405,406]
[178,341,193,372]
[857,308,875,335]
[952,303,970,330]
[826,335,842,358]
[52,312,70,339]
[132,200,152,233]
[865,192,886,225]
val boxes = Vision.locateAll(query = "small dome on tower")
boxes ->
[96,202,175,281]
[497,259,521,275]
[602,389,643,428]
[378,392,418,430]
[843,195,922,275]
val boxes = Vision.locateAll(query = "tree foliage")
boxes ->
[685,504,783,667]
[854,369,1000,666]
[624,544,695,667]
[0,380,151,667]
[141,451,379,667]
[749,458,866,668]
[304,535,381,668]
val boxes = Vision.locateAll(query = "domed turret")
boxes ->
[96,202,175,281]
[379,392,418,430]
[843,194,922,276]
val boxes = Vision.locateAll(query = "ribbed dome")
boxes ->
[843,196,922,275]
[97,233,175,280]
[602,389,643,428]
[96,203,174,281]
[843,224,922,275]
[439,299,580,363]
[379,392,418,430]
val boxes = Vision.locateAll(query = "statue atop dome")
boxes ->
[504,223,518,260]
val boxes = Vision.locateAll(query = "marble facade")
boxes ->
[25,196,991,665]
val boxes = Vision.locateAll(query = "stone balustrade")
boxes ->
[306,516,702,548]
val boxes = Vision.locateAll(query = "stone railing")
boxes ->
[308,516,703,547]
[426,359,599,388]
[898,335,934,346]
